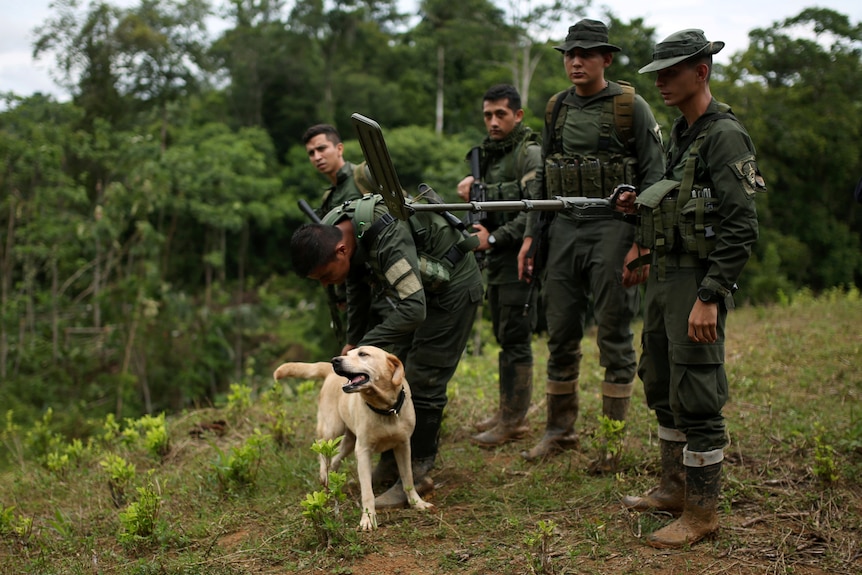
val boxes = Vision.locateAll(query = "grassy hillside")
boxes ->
[1,289,860,574]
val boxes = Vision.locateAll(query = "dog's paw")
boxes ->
[411,499,434,511]
[359,511,377,531]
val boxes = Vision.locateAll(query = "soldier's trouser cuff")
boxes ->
[547,379,578,395]
[658,425,687,443]
[602,381,634,399]
[683,446,724,467]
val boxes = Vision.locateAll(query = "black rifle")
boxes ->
[467,146,489,268]
[298,199,346,345]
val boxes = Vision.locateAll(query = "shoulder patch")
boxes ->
[732,156,767,196]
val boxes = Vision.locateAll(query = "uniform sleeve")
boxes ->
[346,279,372,346]
[492,142,543,246]
[355,221,426,348]
[699,126,762,293]
[632,95,666,191]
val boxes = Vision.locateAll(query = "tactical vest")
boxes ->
[323,194,476,293]
[543,80,638,198]
[482,130,541,230]
[634,113,732,278]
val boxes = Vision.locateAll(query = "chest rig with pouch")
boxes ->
[543,81,638,200]
[634,110,734,278]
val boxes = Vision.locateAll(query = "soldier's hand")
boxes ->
[622,243,650,287]
[340,344,356,355]
[614,189,638,214]
[471,223,492,251]
[688,301,718,343]
[518,237,534,283]
[457,176,473,201]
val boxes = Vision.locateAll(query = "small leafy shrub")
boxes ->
[0,505,34,542]
[225,383,253,413]
[524,519,557,575]
[101,454,137,507]
[813,425,839,484]
[1,410,24,467]
[211,430,270,494]
[118,474,163,547]
[592,414,626,471]
[121,414,170,458]
[301,437,350,547]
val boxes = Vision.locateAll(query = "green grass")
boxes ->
[1,288,860,574]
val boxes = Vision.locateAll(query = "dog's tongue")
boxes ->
[349,375,364,385]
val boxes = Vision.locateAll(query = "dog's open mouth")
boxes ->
[337,371,370,393]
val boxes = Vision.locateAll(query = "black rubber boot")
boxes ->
[647,460,721,548]
[371,449,399,492]
[471,361,532,447]
[521,382,579,462]
[622,439,686,514]
[374,407,441,509]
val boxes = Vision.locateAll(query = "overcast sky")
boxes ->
[2,0,861,102]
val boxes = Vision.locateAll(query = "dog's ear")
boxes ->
[387,353,405,386]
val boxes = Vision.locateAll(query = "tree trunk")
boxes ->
[435,43,445,135]
[0,195,16,381]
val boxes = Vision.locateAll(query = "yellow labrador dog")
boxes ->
[273,346,433,530]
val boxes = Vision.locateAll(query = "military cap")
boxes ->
[553,19,621,53]
[638,29,725,73]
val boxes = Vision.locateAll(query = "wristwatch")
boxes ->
[487,234,497,246]
[697,286,721,304]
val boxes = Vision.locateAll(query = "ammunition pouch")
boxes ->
[545,153,638,199]
[635,179,722,278]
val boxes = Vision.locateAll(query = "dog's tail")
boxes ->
[273,362,333,382]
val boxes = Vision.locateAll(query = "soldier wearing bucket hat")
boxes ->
[516,19,664,472]
[616,29,765,549]
[638,29,725,73]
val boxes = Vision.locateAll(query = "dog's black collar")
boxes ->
[366,388,406,417]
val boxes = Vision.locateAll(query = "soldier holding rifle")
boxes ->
[456,84,542,448]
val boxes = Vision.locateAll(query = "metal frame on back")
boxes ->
[351,113,411,221]
[351,113,620,221]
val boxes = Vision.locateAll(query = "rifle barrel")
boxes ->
[406,197,610,213]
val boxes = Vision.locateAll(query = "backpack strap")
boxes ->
[546,82,635,155]
[613,80,635,150]
[544,89,570,155]
[353,194,395,251]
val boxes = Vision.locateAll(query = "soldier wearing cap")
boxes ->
[516,19,664,470]
[615,29,764,548]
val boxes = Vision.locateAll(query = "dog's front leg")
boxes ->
[354,444,377,530]
[393,443,434,511]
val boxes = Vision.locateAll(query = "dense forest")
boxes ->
[1,0,860,433]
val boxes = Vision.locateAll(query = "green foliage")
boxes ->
[100,454,137,508]
[126,414,171,459]
[211,430,270,494]
[118,474,163,547]
[595,414,626,459]
[301,438,350,547]
[523,519,557,575]
[812,425,839,484]
[0,505,33,542]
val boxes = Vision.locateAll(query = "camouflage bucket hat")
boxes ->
[638,29,725,73]
[553,19,621,53]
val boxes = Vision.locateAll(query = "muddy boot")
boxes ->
[521,379,579,462]
[646,449,722,549]
[473,411,500,433]
[375,407,441,509]
[372,450,400,492]
[471,361,532,448]
[589,381,633,474]
[622,428,686,514]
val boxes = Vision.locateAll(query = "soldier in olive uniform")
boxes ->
[302,123,371,217]
[616,30,763,548]
[516,19,665,470]
[291,195,483,508]
[455,84,543,447]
